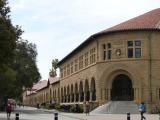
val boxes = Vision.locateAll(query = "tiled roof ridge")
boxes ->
[96,8,160,34]
[48,76,60,85]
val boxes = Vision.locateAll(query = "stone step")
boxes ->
[90,101,139,114]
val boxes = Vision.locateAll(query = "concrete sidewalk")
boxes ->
[1,106,160,120]
[0,112,159,120]
[64,113,160,120]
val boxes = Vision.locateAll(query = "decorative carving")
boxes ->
[115,49,121,56]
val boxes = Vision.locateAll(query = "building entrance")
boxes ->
[111,74,134,101]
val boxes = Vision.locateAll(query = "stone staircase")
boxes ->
[90,101,139,114]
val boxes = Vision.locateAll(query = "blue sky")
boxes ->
[8,0,160,80]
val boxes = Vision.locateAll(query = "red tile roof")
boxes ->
[48,77,59,85]
[26,77,60,96]
[58,8,160,65]
[32,80,48,91]
[95,8,160,35]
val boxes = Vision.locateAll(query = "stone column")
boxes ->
[84,92,86,102]
[90,91,93,102]
[65,95,67,103]
[104,89,107,100]
[79,93,81,102]
[136,88,139,103]
[156,88,159,101]
[134,88,136,101]
[70,94,72,102]
[74,94,76,102]
[108,89,111,100]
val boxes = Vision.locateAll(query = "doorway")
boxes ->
[111,74,134,101]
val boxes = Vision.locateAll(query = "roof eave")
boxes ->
[58,28,160,66]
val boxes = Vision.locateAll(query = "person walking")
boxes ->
[6,102,12,119]
[139,102,146,120]
[86,101,90,116]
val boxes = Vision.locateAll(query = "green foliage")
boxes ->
[52,59,59,70]
[55,104,61,110]
[0,0,17,110]
[49,59,59,77]
[53,104,83,113]
[69,104,83,113]
[0,0,10,18]
[0,0,41,110]
[12,40,41,99]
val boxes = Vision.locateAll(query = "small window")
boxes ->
[128,41,133,47]
[135,41,141,46]
[103,44,106,49]
[108,50,111,59]
[135,48,141,58]
[128,48,133,58]
[107,43,111,48]
[103,51,106,60]
[159,89,160,100]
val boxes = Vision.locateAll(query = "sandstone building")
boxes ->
[23,8,160,113]
[23,77,60,107]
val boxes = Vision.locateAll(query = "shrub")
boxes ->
[49,104,55,109]
[69,104,83,113]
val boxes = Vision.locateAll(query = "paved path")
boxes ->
[0,106,159,120]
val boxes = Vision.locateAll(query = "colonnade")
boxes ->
[61,78,96,103]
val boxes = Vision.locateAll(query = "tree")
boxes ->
[0,0,41,110]
[0,0,18,110]
[49,59,59,77]
[13,40,41,99]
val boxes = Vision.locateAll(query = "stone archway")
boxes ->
[61,87,63,102]
[79,81,84,102]
[84,80,90,101]
[91,78,96,101]
[111,74,134,101]
[75,83,79,102]
[71,84,74,102]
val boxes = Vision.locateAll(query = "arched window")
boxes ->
[75,83,79,102]
[58,88,60,103]
[91,78,96,101]
[67,85,70,102]
[64,87,66,102]
[61,88,63,102]
[85,80,90,101]
[50,89,52,103]
[71,84,74,102]
[79,81,84,102]
[55,89,57,102]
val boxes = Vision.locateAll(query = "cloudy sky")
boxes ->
[8,0,160,80]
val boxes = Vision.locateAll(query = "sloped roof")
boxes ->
[32,80,48,92]
[48,77,59,85]
[58,8,160,65]
[95,8,160,35]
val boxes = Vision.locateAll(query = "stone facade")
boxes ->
[23,78,60,107]
[58,31,160,112]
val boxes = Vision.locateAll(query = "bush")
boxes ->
[60,105,71,112]
[69,104,83,113]
[49,104,55,109]
[53,104,83,113]
[41,102,46,107]
[70,105,76,112]
[55,104,61,110]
